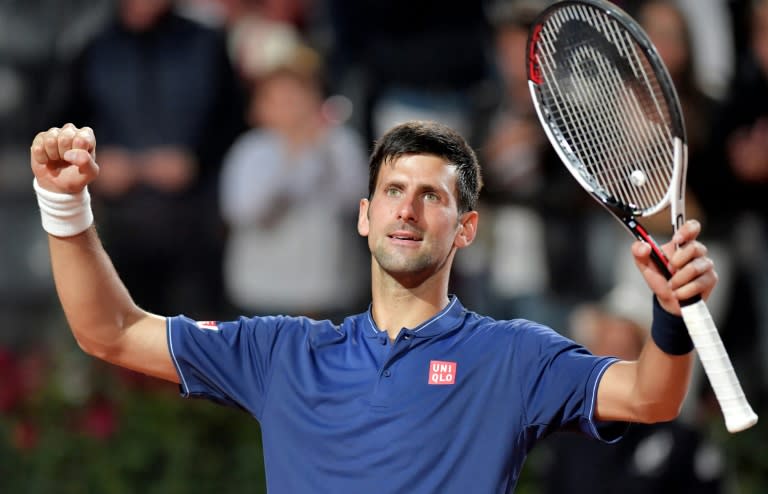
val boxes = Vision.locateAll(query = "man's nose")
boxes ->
[396,195,418,222]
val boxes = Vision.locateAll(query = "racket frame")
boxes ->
[526,0,758,433]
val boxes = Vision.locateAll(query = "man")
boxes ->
[30,121,715,493]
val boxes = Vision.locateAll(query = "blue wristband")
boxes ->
[651,296,693,355]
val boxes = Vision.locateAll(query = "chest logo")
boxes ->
[428,360,457,385]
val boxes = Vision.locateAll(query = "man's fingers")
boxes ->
[43,127,62,161]
[673,269,718,301]
[669,241,708,272]
[671,219,701,245]
[670,252,714,287]
[63,148,92,167]
[58,126,76,159]
[666,237,717,302]
[31,125,96,166]
[54,124,94,160]
[72,126,96,153]
[632,240,652,258]
[31,132,51,165]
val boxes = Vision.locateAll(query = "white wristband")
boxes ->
[33,178,94,237]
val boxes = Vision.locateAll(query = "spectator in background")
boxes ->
[708,0,768,215]
[326,0,495,144]
[672,0,735,102]
[476,1,602,329]
[227,13,302,83]
[635,0,713,236]
[177,0,308,83]
[700,0,768,390]
[0,0,112,342]
[200,0,309,28]
[638,0,716,185]
[60,0,246,319]
[219,40,369,319]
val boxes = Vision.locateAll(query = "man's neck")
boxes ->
[370,270,451,342]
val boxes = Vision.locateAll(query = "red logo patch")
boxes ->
[195,321,219,331]
[428,360,457,385]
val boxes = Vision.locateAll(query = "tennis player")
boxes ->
[30,121,716,493]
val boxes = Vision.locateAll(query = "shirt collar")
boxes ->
[364,295,466,339]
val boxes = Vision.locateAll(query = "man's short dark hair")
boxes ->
[367,121,483,214]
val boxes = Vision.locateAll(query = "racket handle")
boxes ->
[680,300,758,433]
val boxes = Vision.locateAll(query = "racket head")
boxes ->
[526,0,687,218]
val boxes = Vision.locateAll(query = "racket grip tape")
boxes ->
[680,300,759,433]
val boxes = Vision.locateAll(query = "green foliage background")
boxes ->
[0,345,268,494]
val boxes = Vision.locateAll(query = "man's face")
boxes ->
[358,154,474,281]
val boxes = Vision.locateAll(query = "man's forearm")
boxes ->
[631,339,694,422]
[596,303,695,423]
[632,297,696,421]
[49,227,146,356]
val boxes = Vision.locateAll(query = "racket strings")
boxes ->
[551,7,671,200]
[564,35,669,206]
[564,5,674,169]
[562,41,657,201]
[577,39,669,204]
[535,5,675,212]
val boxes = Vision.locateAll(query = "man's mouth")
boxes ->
[388,230,423,242]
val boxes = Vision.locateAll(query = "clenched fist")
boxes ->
[31,123,99,194]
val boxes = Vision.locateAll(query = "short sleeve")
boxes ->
[516,323,627,443]
[167,315,288,418]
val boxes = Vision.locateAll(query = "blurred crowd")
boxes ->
[1,0,767,491]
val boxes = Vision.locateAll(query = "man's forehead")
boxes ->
[381,154,457,177]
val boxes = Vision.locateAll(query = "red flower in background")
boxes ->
[12,420,38,450]
[78,397,119,440]
[0,347,48,413]
[0,347,23,412]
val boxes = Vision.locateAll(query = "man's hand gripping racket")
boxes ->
[526,0,757,432]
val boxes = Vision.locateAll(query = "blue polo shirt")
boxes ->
[168,296,624,493]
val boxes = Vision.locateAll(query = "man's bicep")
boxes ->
[112,314,180,384]
[594,360,639,423]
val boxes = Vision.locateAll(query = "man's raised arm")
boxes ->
[31,124,178,383]
[595,220,717,423]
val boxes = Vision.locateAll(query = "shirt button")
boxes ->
[403,334,412,340]
[383,370,391,377]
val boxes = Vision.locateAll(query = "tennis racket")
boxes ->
[526,0,757,433]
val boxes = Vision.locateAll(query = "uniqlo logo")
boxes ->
[428,360,457,385]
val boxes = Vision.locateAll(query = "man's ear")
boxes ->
[454,210,479,249]
[357,198,370,237]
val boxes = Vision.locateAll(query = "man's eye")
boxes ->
[424,192,439,201]
[386,187,401,197]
